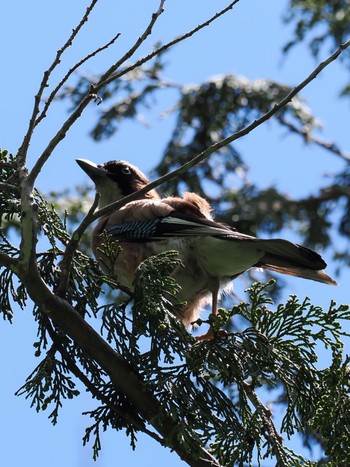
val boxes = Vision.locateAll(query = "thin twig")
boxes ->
[90,38,350,222]
[55,193,100,297]
[27,94,93,187]
[242,381,288,465]
[97,0,240,89]
[97,0,166,86]
[276,115,350,162]
[17,0,100,165]
[35,33,122,127]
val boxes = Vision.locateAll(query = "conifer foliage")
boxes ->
[1,1,350,465]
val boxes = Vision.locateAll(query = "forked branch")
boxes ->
[35,33,122,127]
[97,0,241,89]
[17,0,101,163]
[27,0,240,186]
[98,0,167,85]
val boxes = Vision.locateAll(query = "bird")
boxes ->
[76,158,337,338]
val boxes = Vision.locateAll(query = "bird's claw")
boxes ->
[195,328,230,341]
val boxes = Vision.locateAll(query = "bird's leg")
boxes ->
[195,282,228,341]
[211,284,219,316]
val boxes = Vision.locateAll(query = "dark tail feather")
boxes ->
[255,239,337,286]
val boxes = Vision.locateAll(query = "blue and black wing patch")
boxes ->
[107,218,162,240]
[106,213,234,242]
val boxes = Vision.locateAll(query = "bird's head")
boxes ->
[76,159,160,208]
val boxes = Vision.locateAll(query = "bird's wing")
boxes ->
[106,212,241,241]
[104,201,337,285]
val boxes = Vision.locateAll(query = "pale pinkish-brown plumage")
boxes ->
[93,198,218,326]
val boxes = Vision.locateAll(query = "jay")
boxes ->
[77,159,336,335]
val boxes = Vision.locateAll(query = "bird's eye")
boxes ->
[121,166,132,175]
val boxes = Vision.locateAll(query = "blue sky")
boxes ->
[1,1,350,466]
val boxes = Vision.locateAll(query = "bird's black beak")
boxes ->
[76,158,108,183]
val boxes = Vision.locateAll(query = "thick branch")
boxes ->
[18,169,38,271]
[0,182,18,193]
[22,266,221,466]
[0,251,19,269]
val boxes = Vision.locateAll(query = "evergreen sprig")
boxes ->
[312,352,350,463]
[15,349,80,425]
[133,250,192,366]
[0,149,20,228]
[0,266,27,321]
[127,271,350,465]
[82,383,139,460]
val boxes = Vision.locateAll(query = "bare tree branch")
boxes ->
[97,0,167,86]
[90,38,350,222]
[17,0,101,165]
[17,2,103,272]
[35,33,121,127]
[27,94,95,188]
[97,0,241,89]
[21,266,221,467]
[276,115,350,162]
[27,0,167,187]
[0,250,19,269]
[27,1,240,187]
